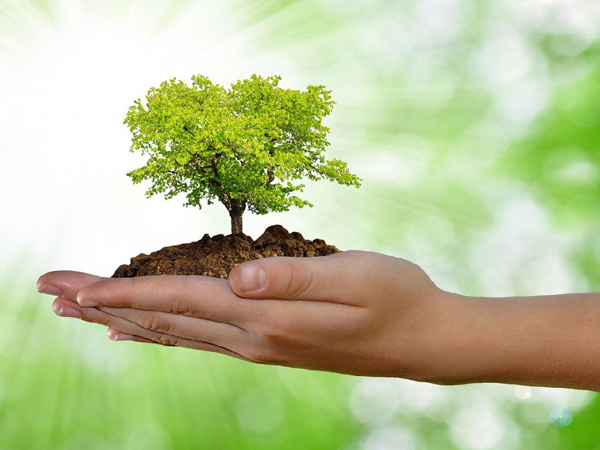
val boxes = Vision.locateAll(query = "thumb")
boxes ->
[229,254,346,300]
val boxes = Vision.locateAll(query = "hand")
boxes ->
[37,251,467,382]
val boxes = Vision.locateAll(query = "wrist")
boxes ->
[408,290,488,385]
[423,292,516,386]
[424,291,600,391]
[392,288,483,385]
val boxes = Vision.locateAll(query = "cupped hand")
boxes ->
[37,251,468,382]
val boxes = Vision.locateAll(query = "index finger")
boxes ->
[37,270,105,301]
[75,275,257,326]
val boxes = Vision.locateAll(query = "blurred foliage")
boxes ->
[496,47,600,291]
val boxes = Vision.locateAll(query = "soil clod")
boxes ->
[112,225,340,279]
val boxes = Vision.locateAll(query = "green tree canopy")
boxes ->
[124,74,361,234]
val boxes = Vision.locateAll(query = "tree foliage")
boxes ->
[124,74,361,234]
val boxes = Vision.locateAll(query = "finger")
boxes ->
[75,275,256,327]
[98,305,250,347]
[51,297,253,361]
[228,251,368,303]
[52,296,249,349]
[52,298,83,318]
[38,271,104,301]
[107,328,154,343]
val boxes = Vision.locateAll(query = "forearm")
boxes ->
[439,291,600,391]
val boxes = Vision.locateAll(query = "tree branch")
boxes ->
[261,167,275,186]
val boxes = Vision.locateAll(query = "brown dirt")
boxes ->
[112,225,340,279]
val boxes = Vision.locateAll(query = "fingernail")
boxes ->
[239,265,267,292]
[38,284,63,296]
[55,305,82,319]
[76,294,101,307]
[108,328,133,341]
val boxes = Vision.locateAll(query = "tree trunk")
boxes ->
[228,199,246,235]
[230,212,243,235]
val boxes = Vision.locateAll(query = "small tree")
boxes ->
[124,74,361,235]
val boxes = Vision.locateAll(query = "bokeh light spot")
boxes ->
[549,406,573,428]
[449,404,520,450]
[514,386,532,400]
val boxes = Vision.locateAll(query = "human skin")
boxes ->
[37,251,600,391]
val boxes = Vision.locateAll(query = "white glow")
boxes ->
[494,79,548,123]
[469,196,576,296]
[413,0,464,46]
[349,378,402,425]
[358,18,415,70]
[506,0,600,42]
[475,33,532,85]
[449,403,520,450]
[349,377,448,426]
[378,377,447,415]
[80,331,132,373]
[364,426,418,450]
[356,134,432,186]
[555,159,598,184]
[0,1,274,275]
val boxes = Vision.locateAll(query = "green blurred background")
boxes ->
[1,0,599,448]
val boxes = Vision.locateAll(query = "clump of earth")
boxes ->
[112,225,340,279]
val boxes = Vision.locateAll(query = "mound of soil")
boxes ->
[112,225,340,279]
